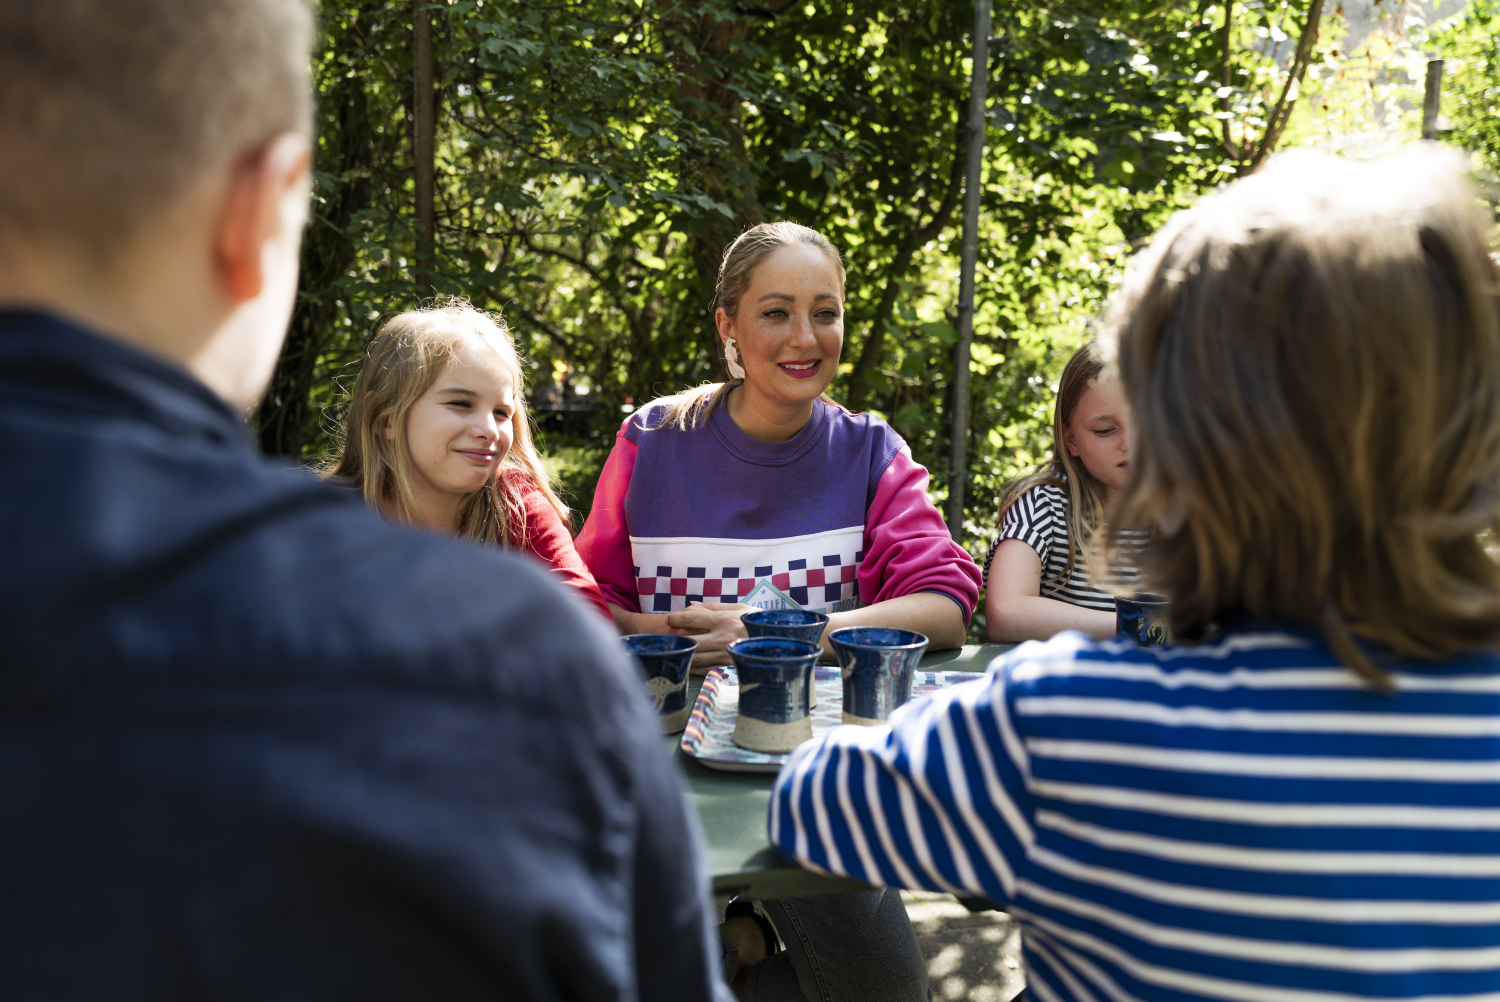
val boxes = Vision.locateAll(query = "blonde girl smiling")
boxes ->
[329,302,608,618]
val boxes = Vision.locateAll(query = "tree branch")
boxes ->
[519,234,652,348]
[1251,0,1325,168]
[1218,0,1245,161]
[513,303,583,356]
[846,126,967,411]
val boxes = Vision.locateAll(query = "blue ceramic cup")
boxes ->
[742,609,830,708]
[829,627,929,726]
[1116,594,1170,646]
[726,637,819,753]
[622,634,698,734]
[742,608,830,645]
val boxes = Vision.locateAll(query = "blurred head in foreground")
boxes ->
[0,0,313,412]
[1102,147,1500,688]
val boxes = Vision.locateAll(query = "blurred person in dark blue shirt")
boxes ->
[0,2,728,999]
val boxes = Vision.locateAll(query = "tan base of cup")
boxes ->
[660,705,691,735]
[841,711,884,727]
[733,714,813,753]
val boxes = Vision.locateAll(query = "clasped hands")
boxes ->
[665,601,831,671]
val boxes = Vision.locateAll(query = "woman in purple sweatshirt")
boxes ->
[577,222,977,1001]
[576,222,982,671]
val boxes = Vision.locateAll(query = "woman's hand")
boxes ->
[665,601,755,672]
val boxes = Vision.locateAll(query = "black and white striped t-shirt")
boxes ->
[982,483,1139,611]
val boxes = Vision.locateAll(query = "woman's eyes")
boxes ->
[759,308,841,321]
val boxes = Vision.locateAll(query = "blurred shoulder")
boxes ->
[992,626,1331,699]
[233,467,638,729]
[988,631,1130,704]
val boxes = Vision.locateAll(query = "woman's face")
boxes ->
[393,338,517,504]
[1061,375,1131,493]
[718,244,843,408]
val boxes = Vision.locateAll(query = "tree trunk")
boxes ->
[669,2,794,355]
[844,140,965,413]
[254,69,376,459]
[1248,0,1325,168]
[413,3,435,292]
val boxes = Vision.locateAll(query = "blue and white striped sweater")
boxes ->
[769,626,1500,1002]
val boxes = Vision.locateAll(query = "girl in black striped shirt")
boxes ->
[984,340,1138,640]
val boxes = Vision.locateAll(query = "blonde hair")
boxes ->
[996,341,1114,588]
[1101,146,1500,691]
[327,301,569,548]
[659,221,846,430]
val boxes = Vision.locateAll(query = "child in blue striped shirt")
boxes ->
[771,146,1500,1002]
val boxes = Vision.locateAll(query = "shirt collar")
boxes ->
[0,308,250,450]
[708,390,831,466]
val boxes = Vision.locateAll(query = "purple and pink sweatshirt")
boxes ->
[574,396,982,621]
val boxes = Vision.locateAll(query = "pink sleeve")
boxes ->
[859,446,983,621]
[511,476,613,622]
[573,420,640,613]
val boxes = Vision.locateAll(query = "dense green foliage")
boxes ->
[1433,0,1500,184]
[260,0,1493,596]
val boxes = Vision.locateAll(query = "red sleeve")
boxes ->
[859,446,983,622]
[572,419,640,613]
[508,474,612,622]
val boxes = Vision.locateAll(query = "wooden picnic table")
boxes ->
[671,642,1015,900]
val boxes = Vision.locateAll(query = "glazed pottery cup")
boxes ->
[727,638,819,753]
[1115,594,1171,646]
[829,627,929,726]
[622,634,698,734]
[742,608,830,645]
[742,609,830,708]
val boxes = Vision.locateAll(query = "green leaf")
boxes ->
[919,321,959,346]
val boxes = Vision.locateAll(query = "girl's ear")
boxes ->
[1061,421,1079,458]
[379,411,397,442]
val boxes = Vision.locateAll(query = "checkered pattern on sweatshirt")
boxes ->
[634,551,865,613]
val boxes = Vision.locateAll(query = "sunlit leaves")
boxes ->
[1430,0,1500,197]
[266,0,1267,549]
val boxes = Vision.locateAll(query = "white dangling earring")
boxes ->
[725,338,747,380]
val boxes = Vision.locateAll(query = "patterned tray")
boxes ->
[680,666,980,773]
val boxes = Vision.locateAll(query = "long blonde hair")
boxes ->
[327,301,569,548]
[1102,146,1500,691]
[996,340,1114,588]
[658,221,846,430]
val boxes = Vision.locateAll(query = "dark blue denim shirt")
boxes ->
[0,311,725,1001]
